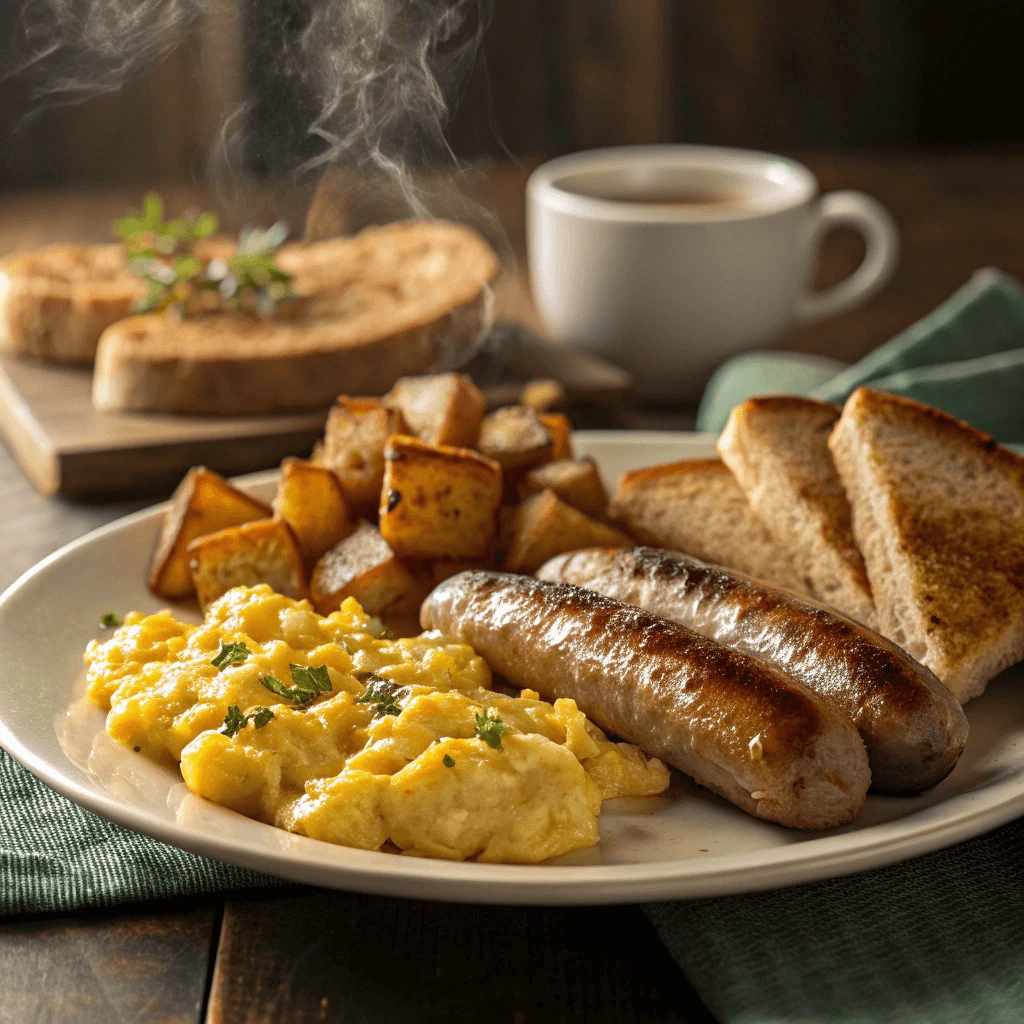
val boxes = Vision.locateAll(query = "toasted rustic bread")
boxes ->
[609,458,807,594]
[829,388,1024,702]
[718,395,876,627]
[0,243,142,363]
[92,221,498,415]
[0,237,234,364]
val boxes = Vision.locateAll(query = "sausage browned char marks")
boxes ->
[421,570,871,830]
[538,547,968,793]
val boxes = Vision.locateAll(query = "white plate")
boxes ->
[1,430,1023,905]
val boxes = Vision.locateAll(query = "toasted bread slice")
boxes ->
[718,396,876,627]
[0,237,234,364]
[609,459,807,594]
[829,388,1024,702]
[0,243,142,363]
[92,221,498,415]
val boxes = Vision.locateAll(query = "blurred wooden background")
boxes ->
[2,0,1023,190]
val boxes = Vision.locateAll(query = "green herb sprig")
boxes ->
[211,641,252,670]
[99,611,121,629]
[355,675,403,718]
[221,704,275,738]
[474,708,508,750]
[114,194,293,318]
[260,663,333,706]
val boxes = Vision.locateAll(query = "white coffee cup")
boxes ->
[527,145,899,401]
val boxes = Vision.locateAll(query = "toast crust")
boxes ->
[610,458,807,594]
[718,395,876,627]
[92,221,498,415]
[0,243,142,363]
[829,387,1024,702]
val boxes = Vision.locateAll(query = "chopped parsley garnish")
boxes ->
[366,616,394,640]
[220,705,247,737]
[443,754,456,768]
[356,674,403,717]
[211,641,251,670]
[220,704,275,738]
[99,611,121,629]
[474,709,508,750]
[250,706,275,729]
[260,664,332,706]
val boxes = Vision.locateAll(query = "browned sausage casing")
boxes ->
[538,547,968,793]
[421,571,870,830]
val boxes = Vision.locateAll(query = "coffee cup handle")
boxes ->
[795,191,899,325]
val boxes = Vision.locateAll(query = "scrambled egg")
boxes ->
[84,585,668,863]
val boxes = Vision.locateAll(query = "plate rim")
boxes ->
[1,429,1022,905]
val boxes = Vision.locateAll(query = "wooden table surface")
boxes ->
[2,152,1024,1022]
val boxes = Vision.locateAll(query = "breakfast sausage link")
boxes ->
[538,547,968,793]
[421,570,870,830]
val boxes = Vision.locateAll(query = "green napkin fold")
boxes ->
[0,747,280,916]
[697,268,1024,442]
[645,818,1024,1024]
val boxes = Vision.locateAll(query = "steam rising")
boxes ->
[5,0,494,216]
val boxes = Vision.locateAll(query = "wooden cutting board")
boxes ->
[0,324,630,500]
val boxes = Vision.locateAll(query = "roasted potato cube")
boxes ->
[520,378,566,413]
[272,458,354,566]
[537,413,574,460]
[149,467,271,599]
[318,397,407,516]
[517,457,608,518]
[310,520,422,616]
[383,372,486,447]
[379,435,502,559]
[503,489,632,574]
[476,406,554,471]
[187,519,308,611]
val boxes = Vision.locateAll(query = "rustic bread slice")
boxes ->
[609,458,808,594]
[0,237,234,364]
[92,221,498,415]
[0,243,142,363]
[829,387,1024,702]
[718,395,876,627]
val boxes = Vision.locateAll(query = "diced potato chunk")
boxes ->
[517,458,608,518]
[538,413,574,460]
[187,519,308,611]
[383,372,486,447]
[272,458,354,566]
[149,467,271,599]
[316,397,407,516]
[379,435,502,560]
[520,378,566,413]
[503,489,632,574]
[476,406,554,471]
[310,520,422,616]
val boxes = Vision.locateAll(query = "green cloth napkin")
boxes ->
[697,268,1024,442]
[0,747,280,916]
[645,818,1024,1024]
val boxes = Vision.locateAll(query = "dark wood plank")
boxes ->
[672,2,918,149]
[557,0,673,150]
[0,899,219,1024]
[207,888,712,1024]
